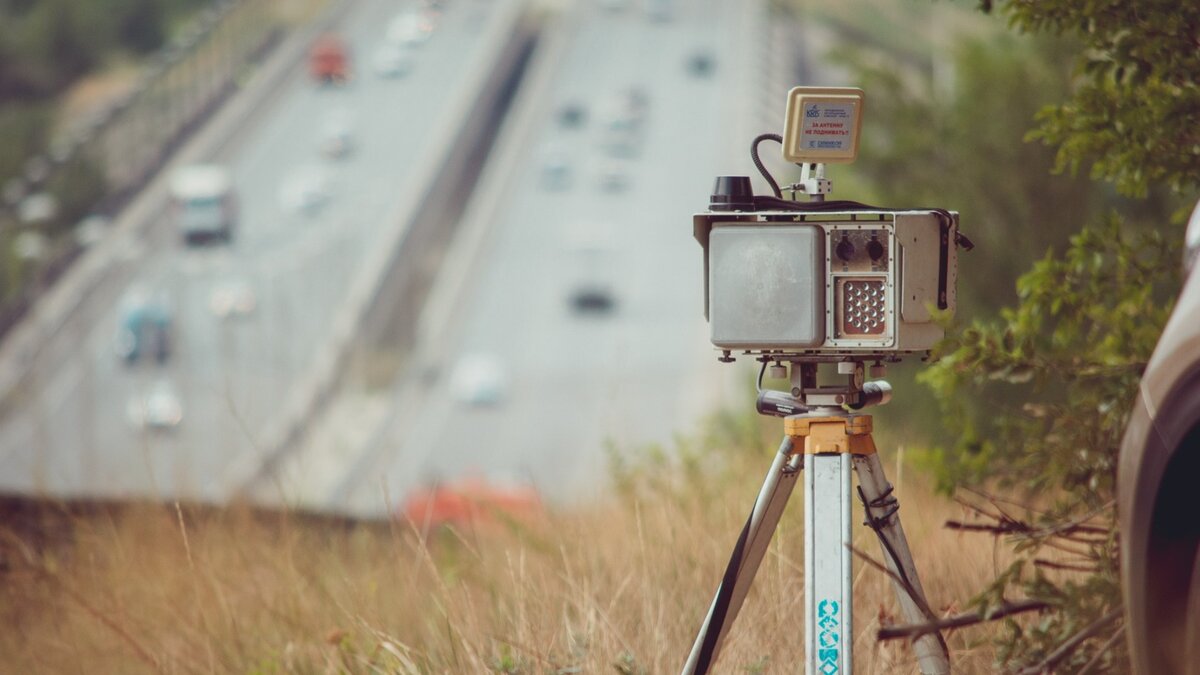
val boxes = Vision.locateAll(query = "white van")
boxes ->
[170,164,236,244]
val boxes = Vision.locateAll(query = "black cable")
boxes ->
[751,133,783,198]
[756,360,767,393]
[857,484,951,658]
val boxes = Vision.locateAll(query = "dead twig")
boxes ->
[1033,559,1099,573]
[1015,609,1122,675]
[1075,625,1126,675]
[877,600,1051,641]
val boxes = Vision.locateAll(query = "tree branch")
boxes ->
[877,600,1051,641]
[1033,558,1099,573]
[1015,609,1122,675]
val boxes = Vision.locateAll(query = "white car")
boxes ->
[209,279,257,319]
[278,164,331,214]
[385,10,434,47]
[318,116,355,159]
[449,354,507,406]
[372,42,415,78]
[127,381,183,430]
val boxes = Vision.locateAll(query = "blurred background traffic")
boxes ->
[0,0,777,516]
[0,0,1181,520]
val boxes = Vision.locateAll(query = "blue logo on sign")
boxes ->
[817,600,840,673]
[805,104,820,118]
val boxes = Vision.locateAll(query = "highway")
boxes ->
[268,0,770,515]
[0,0,524,501]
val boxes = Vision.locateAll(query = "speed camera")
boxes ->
[694,207,958,358]
[693,86,967,361]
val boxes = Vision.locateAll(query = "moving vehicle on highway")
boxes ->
[126,380,184,431]
[309,33,350,84]
[209,278,257,319]
[372,42,415,78]
[115,289,172,365]
[540,144,572,190]
[564,222,617,315]
[600,87,649,157]
[385,9,435,47]
[318,114,355,159]
[1119,199,1200,674]
[449,354,507,405]
[170,164,236,244]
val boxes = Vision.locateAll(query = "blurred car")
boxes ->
[170,164,236,245]
[600,117,643,157]
[309,33,350,84]
[569,282,616,314]
[318,115,355,159]
[279,165,331,214]
[540,145,572,190]
[209,279,257,319]
[564,222,617,315]
[645,0,672,21]
[687,50,716,77]
[557,101,587,128]
[448,354,506,405]
[597,159,631,192]
[614,86,649,122]
[400,476,542,530]
[386,10,435,47]
[1119,199,1200,674]
[126,380,183,431]
[116,289,172,365]
[600,89,648,157]
[372,42,415,78]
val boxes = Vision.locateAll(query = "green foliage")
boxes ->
[0,101,52,185]
[921,216,1178,495]
[920,217,1179,671]
[0,0,210,99]
[985,1,1200,197]
[896,1,1200,669]
[835,31,1122,314]
[819,0,1199,669]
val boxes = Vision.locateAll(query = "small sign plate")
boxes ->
[782,87,865,164]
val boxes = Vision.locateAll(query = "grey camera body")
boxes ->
[694,209,959,358]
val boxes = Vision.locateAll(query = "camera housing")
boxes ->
[694,205,958,359]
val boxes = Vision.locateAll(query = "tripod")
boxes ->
[681,360,951,674]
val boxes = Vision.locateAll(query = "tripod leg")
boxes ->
[853,453,951,675]
[682,438,801,675]
[805,452,855,675]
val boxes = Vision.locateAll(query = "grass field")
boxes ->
[0,407,1018,674]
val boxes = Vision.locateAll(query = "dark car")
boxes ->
[1118,199,1200,673]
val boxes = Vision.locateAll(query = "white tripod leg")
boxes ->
[682,438,801,675]
[805,452,854,675]
[853,453,951,675]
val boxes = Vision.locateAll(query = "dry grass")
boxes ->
[0,427,1014,674]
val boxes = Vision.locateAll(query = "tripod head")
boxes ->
[753,357,893,417]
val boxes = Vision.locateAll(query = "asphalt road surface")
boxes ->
[0,0,520,501]
[296,0,769,516]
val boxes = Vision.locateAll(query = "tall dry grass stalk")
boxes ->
[1,441,1013,673]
